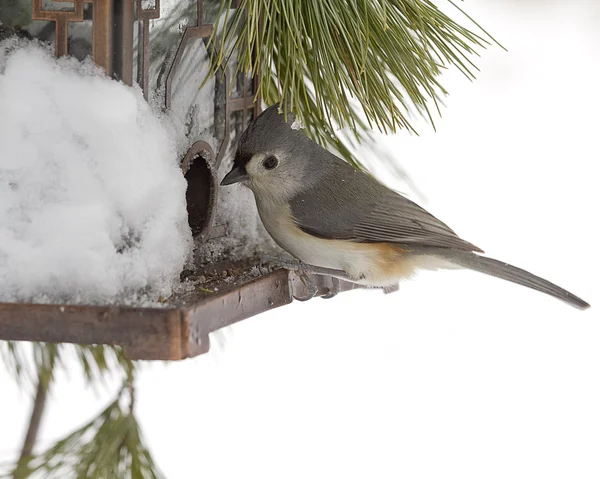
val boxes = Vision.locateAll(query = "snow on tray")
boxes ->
[0,40,192,306]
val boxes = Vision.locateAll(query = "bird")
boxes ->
[220,104,589,310]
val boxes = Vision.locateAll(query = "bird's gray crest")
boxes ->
[233,103,306,170]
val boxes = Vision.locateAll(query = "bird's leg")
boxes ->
[261,255,351,280]
[260,255,302,272]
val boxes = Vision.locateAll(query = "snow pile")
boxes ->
[0,40,192,305]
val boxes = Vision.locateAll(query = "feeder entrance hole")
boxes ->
[183,147,216,239]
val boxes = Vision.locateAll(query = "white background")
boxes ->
[1,0,599,477]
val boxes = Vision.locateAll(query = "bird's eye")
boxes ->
[262,156,279,170]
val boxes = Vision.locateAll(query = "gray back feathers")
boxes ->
[290,155,483,252]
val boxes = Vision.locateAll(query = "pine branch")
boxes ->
[3,374,161,479]
[208,0,501,166]
[0,343,155,478]
[12,349,56,479]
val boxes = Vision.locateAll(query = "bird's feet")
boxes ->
[322,277,341,299]
[259,255,317,300]
[260,255,349,301]
[380,283,399,294]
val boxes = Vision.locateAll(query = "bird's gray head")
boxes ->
[220,104,320,203]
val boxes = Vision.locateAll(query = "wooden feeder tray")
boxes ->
[0,262,360,360]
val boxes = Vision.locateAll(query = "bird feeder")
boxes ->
[0,0,359,360]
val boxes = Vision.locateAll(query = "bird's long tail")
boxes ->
[438,251,590,310]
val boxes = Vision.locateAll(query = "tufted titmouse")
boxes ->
[221,104,589,309]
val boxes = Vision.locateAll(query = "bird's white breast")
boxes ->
[257,201,352,267]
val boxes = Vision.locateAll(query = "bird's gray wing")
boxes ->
[290,160,482,253]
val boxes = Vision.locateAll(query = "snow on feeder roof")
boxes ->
[0,0,359,360]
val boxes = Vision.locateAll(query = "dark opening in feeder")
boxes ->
[181,141,217,239]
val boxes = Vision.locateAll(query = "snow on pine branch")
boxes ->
[0,40,193,305]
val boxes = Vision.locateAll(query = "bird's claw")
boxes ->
[322,277,340,299]
[258,256,275,275]
[381,283,399,294]
[293,273,318,301]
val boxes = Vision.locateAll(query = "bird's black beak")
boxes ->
[220,166,249,186]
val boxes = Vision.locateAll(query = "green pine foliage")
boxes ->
[0,343,148,479]
[6,374,162,479]
[209,0,500,165]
